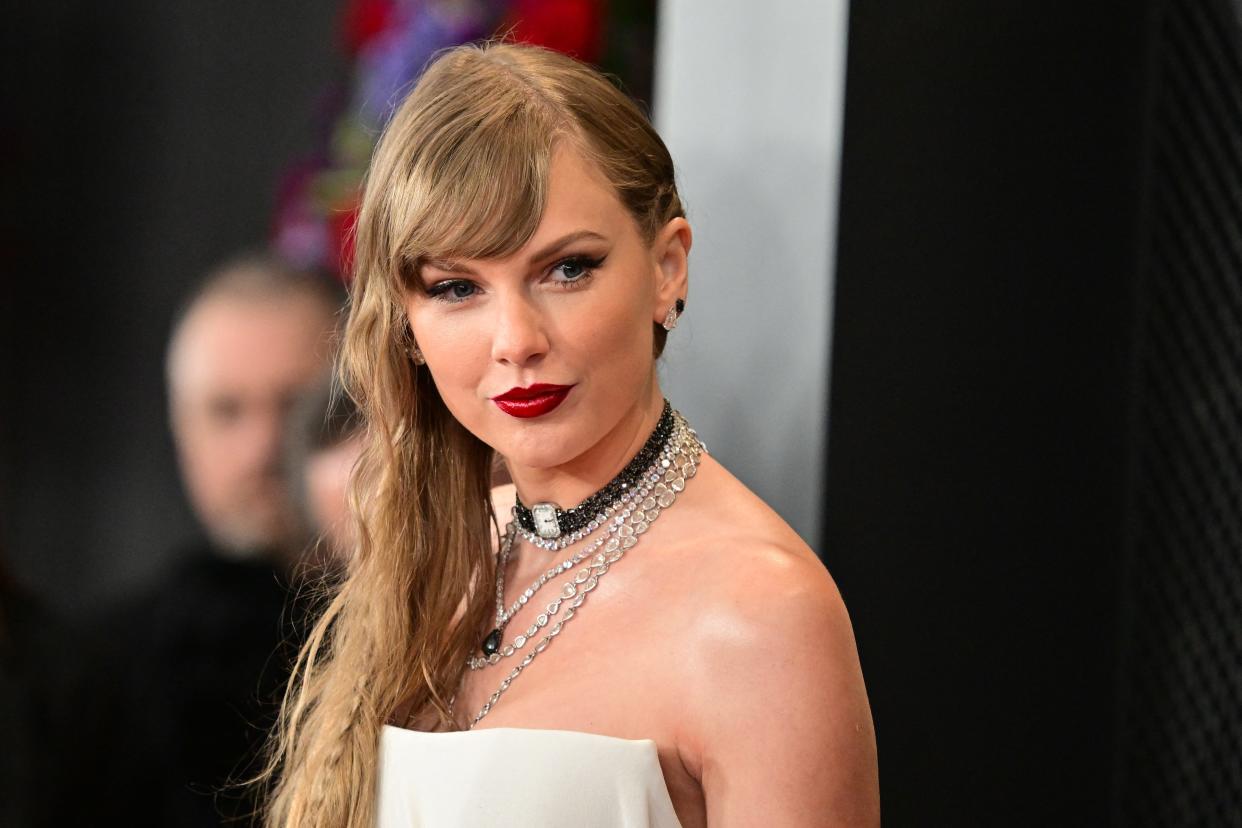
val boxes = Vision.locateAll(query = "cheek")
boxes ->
[409,295,477,344]
[408,312,495,433]
[184,423,232,474]
[422,326,490,392]
[575,289,654,388]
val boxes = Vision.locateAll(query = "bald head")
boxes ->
[167,255,342,560]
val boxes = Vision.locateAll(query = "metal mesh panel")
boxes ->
[1115,0,1242,824]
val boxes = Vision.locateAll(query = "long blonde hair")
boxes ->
[259,41,684,827]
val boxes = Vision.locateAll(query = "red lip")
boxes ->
[491,384,574,419]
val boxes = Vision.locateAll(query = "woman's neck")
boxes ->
[504,388,666,518]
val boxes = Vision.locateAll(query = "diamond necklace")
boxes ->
[512,400,675,547]
[478,421,688,657]
[477,401,676,656]
[460,410,704,728]
[469,420,699,670]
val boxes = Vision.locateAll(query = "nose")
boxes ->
[490,291,550,367]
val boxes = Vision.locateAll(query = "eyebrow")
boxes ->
[420,230,609,277]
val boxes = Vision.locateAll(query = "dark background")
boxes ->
[826,0,1145,821]
[828,0,1242,825]
[827,0,1146,818]
[5,0,344,613]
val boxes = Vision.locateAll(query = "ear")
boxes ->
[651,217,692,324]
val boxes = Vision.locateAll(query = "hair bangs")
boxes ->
[389,85,569,288]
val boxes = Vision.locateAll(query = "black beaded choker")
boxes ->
[513,400,675,540]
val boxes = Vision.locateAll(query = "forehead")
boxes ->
[540,146,628,229]
[172,294,333,394]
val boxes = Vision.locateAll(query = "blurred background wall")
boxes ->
[653,0,849,547]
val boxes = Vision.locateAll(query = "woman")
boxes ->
[262,42,878,827]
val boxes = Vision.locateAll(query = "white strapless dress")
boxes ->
[376,725,684,827]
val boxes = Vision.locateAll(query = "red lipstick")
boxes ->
[491,384,574,419]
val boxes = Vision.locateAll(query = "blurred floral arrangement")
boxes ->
[272,0,652,283]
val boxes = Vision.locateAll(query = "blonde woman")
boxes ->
[262,42,879,827]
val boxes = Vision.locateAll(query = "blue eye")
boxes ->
[551,255,604,285]
[426,279,478,304]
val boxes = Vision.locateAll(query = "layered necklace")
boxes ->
[460,402,705,729]
[512,400,676,550]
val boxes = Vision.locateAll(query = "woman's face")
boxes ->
[403,145,689,471]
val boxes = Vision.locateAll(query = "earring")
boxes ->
[662,298,685,332]
[409,343,427,365]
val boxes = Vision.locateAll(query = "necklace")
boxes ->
[460,410,704,728]
[512,400,675,547]
[469,421,698,670]
[480,421,687,655]
[477,401,674,657]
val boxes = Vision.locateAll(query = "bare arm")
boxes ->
[682,548,879,826]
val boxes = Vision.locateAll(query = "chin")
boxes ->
[486,419,593,471]
[493,435,581,470]
[210,507,297,555]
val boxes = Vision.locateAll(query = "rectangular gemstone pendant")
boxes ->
[530,503,561,539]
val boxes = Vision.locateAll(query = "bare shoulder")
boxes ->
[676,531,855,699]
[703,541,846,641]
[668,456,850,647]
[662,458,880,825]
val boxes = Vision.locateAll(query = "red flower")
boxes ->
[328,198,360,284]
[340,0,397,57]
[506,0,605,63]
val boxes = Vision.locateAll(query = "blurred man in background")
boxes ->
[104,254,343,826]
[168,254,343,567]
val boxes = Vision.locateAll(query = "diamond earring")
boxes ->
[661,298,686,332]
[409,344,427,365]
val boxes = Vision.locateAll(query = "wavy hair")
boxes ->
[258,41,684,827]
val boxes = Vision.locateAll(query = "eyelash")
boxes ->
[425,254,606,305]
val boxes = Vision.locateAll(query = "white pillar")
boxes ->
[653,0,850,547]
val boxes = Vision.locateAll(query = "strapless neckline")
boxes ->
[381,723,657,746]
[377,723,683,827]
